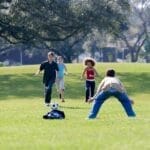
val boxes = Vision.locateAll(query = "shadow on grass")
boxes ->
[0,72,149,100]
[0,74,42,100]
[60,106,88,110]
[0,73,85,100]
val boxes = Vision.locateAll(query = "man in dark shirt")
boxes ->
[36,52,59,106]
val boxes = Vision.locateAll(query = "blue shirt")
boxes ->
[57,63,65,78]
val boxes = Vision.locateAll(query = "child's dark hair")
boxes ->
[106,69,115,77]
[84,58,96,66]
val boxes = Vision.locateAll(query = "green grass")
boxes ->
[0,63,150,150]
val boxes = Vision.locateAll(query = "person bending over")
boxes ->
[88,69,136,119]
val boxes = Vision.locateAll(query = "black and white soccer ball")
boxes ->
[51,103,59,110]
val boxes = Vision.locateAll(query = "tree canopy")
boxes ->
[0,0,130,45]
[114,0,150,62]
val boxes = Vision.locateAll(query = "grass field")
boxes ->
[0,63,150,150]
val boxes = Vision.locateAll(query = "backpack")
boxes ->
[43,109,65,120]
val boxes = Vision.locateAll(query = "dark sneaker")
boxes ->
[62,99,65,102]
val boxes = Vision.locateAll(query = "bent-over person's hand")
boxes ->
[88,97,95,103]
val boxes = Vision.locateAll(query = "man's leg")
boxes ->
[45,81,54,104]
[115,92,136,117]
[88,91,110,119]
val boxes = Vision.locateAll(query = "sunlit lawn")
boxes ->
[0,63,150,150]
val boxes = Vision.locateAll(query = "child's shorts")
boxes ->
[56,78,65,91]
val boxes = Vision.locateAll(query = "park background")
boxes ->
[0,1,150,150]
[0,0,150,65]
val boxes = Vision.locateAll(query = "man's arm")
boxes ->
[119,81,127,93]
[35,63,44,75]
[88,79,105,103]
[96,80,105,93]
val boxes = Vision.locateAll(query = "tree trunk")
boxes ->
[130,48,138,62]
[134,52,139,62]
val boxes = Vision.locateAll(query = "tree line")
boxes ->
[0,0,149,63]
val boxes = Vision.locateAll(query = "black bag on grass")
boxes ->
[43,110,65,120]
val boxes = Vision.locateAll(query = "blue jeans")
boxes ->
[44,80,55,103]
[88,89,136,119]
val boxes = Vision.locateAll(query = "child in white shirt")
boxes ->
[88,69,136,119]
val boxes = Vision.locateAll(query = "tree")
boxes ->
[0,0,130,43]
[116,0,150,62]
[51,33,86,63]
[83,28,117,60]
[144,37,150,62]
[0,0,130,63]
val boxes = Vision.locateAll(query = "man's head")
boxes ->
[47,52,55,62]
[106,69,115,77]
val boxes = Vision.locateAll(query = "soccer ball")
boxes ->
[51,103,59,110]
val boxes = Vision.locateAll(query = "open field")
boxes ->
[0,63,150,150]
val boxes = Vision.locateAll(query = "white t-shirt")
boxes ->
[100,77,125,92]
[103,77,121,86]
